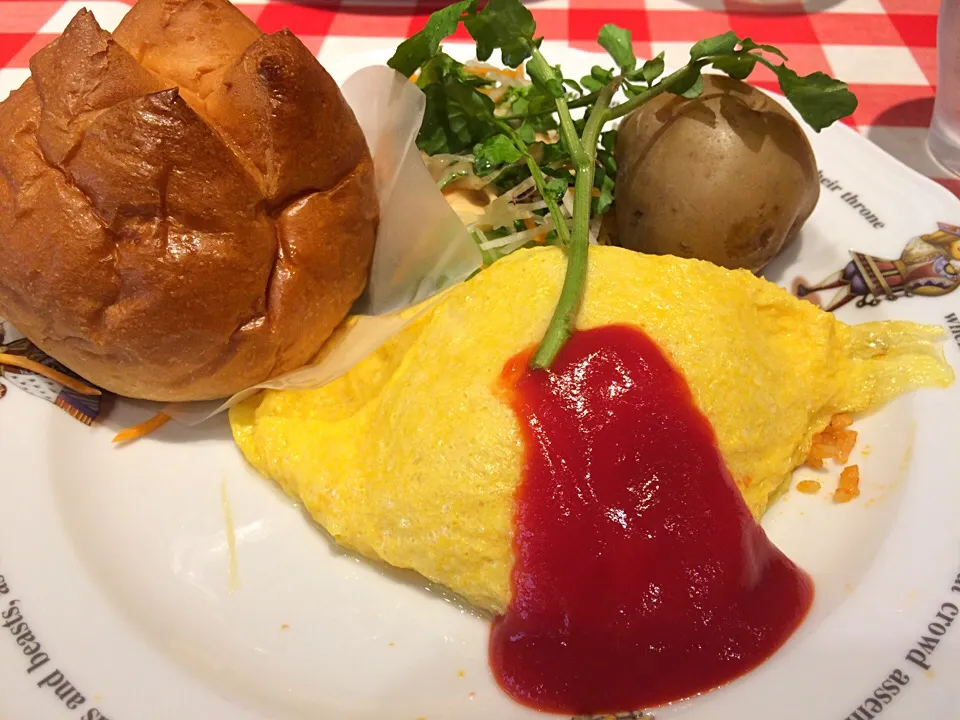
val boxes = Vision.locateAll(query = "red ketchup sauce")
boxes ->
[491,325,813,714]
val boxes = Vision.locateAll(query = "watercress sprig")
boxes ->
[389,0,857,370]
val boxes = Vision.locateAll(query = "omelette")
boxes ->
[230,246,953,615]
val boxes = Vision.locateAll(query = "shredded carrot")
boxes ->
[806,415,859,469]
[112,411,170,444]
[523,217,547,244]
[829,413,853,429]
[806,418,863,502]
[837,465,860,490]
[836,430,858,464]
[466,62,525,79]
[833,487,859,503]
[0,353,101,396]
[803,416,863,503]
[833,465,861,503]
[805,442,831,469]
[796,480,821,494]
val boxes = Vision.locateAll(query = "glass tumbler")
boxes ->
[929,0,960,176]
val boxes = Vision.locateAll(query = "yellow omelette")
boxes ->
[230,246,953,614]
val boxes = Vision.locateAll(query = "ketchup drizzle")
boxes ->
[491,325,813,714]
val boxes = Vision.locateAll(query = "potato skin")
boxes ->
[614,74,819,272]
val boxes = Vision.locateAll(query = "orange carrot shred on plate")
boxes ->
[112,411,171,444]
[830,413,853,429]
[796,480,821,494]
[806,414,861,469]
[837,465,860,490]
[805,441,833,469]
[833,488,859,503]
[836,430,858,464]
[466,63,525,79]
[0,353,101,397]
[521,217,547,244]
[833,465,861,503]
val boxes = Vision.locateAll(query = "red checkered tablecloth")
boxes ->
[0,0,956,196]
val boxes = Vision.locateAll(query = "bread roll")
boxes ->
[0,0,377,401]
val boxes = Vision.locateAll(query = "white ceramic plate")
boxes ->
[1,45,960,720]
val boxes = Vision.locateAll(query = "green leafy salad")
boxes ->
[387,0,858,368]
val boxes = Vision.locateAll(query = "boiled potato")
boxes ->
[614,74,819,272]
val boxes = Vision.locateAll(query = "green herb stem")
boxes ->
[526,158,572,246]
[528,48,591,171]
[493,119,572,246]
[499,91,599,121]
[554,94,589,168]
[531,81,617,369]
[603,61,705,122]
[501,58,709,125]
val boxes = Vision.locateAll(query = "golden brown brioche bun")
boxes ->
[0,0,377,401]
